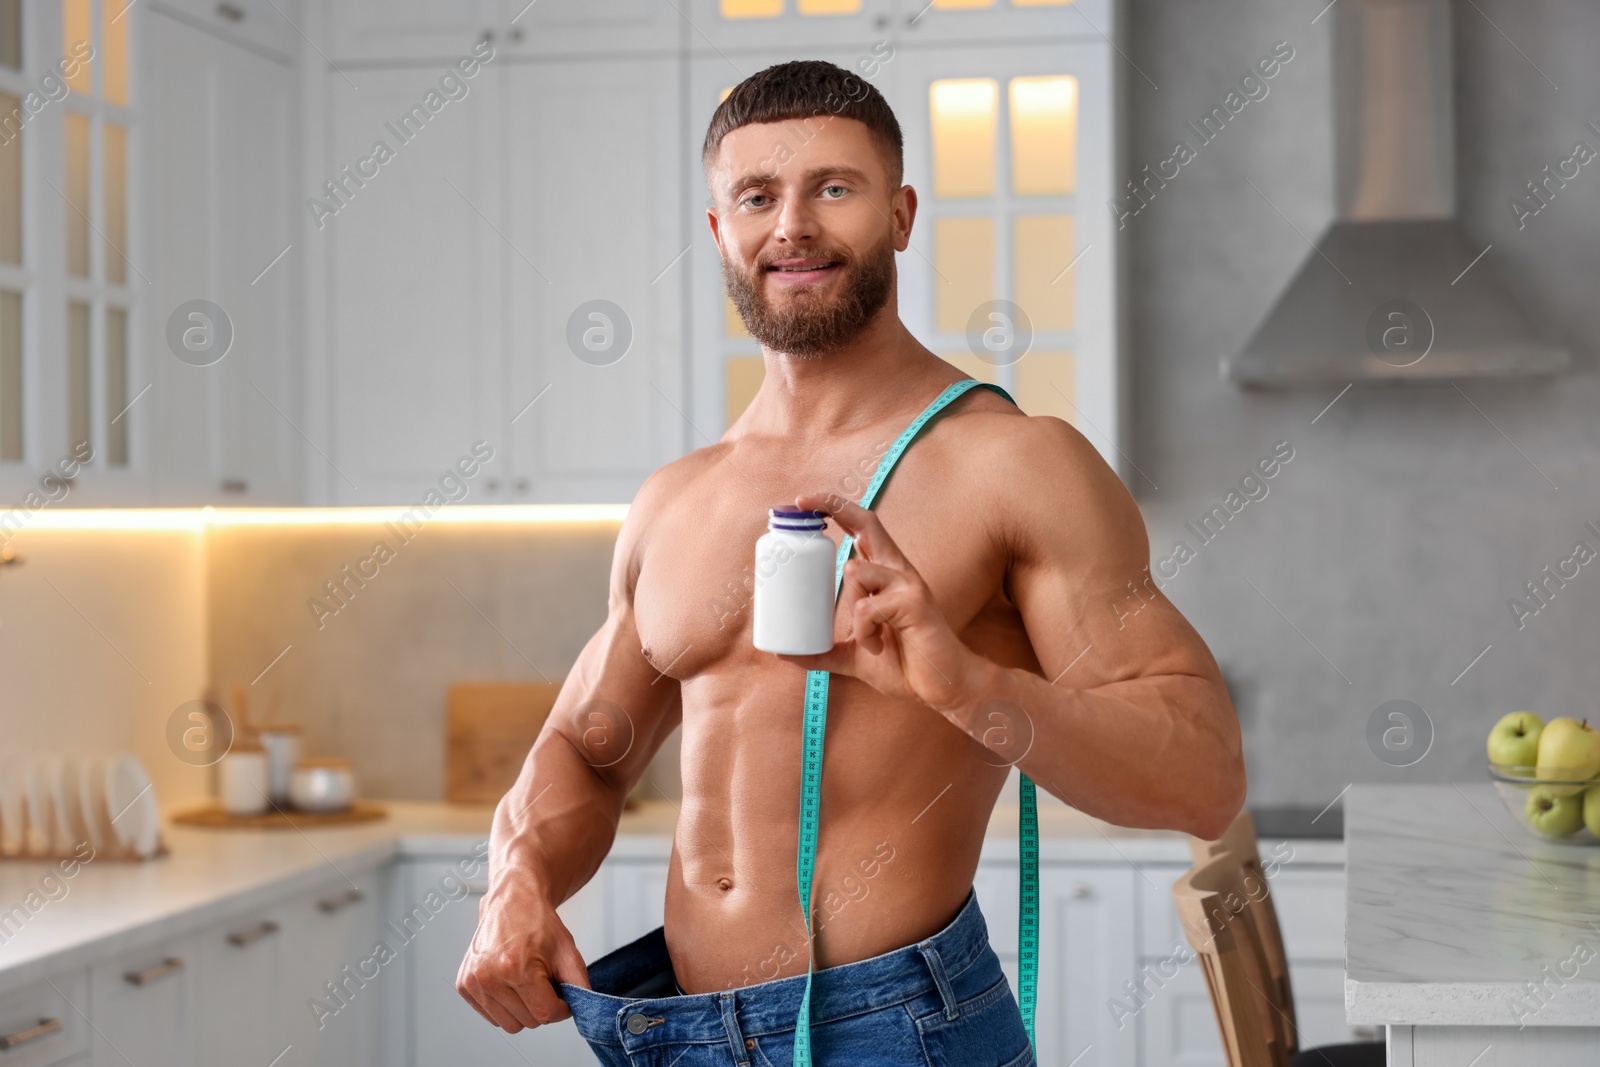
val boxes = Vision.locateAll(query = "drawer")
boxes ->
[0,969,88,1067]
[1139,860,1345,960]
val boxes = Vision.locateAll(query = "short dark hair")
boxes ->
[701,59,904,201]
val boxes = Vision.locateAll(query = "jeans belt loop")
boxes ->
[917,939,960,1021]
[719,990,752,1066]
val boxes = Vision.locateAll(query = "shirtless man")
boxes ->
[458,59,1246,1065]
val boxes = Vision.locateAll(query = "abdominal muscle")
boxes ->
[658,668,1010,994]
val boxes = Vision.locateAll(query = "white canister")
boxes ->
[752,508,837,656]
[258,725,302,806]
[289,758,355,813]
[218,744,269,816]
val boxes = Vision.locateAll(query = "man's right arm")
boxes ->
[456,476,682,1031]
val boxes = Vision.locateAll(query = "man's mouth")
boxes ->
[767,258,841,276]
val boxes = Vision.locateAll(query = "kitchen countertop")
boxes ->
[1345,783,1600,1026]
[0,798,1341,995]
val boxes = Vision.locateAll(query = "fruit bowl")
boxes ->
[1489,763,1600,843]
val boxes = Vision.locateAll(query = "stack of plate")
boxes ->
[0,751,161,860]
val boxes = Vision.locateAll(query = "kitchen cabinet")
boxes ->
[150,0,302,59]
[605,859,671,949]
[682,0,895,54]
[891,0,1113,45]
[324,0,499,62]
[143,6,303,504]
[0,969,89,1067]
[195,906,289,1067]
[401,856,605,1067]
[88,934,198,1067]
[504,56,688,503]
[501,0,684,58]
[277,876,386,1067]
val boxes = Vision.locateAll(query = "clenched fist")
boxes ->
[456,872,592,1032]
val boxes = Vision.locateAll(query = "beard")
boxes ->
[721,230,896,359]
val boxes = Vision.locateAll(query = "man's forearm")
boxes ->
[938,654,1245,840]
[489,727,631,908]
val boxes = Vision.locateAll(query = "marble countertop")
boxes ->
[0,798,1341,995]
[1345,783,1600,1027]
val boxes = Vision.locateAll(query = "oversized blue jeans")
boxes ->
[556,886,1034,1067]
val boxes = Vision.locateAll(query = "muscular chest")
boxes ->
[632,449,1018,683]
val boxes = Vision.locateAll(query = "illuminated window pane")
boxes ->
[1014,214,1074,332]
[721,0,782,17]
[1015,350,1075,425]
[1010,75,1076,195]
[103,0,128,106]
[938,353,997,384]
[105,122,127,284]
[0,290,19,460]
[0,92,18,265]
[930,79,997,198]
[65,112,90,277]
[797,0,860,12]
[63,0,91,95]
[934,216,993,335]
[719,86,733,103]
[0,0,19,70]
[725,355,764,428]
[724,293,750,339]
[67,300,91,454]
[933,0,994,8]
[106,306,128,464]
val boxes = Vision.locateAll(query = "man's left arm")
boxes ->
[786,416,1246,840]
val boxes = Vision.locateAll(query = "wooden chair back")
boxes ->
[1189,811,1299,1056]
[1171,852,1287,1067]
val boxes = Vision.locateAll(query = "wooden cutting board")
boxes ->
[445,682,563,804]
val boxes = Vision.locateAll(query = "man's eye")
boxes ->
[822,185,847,199]
[742,194,769,208]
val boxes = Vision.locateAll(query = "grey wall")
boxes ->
[1124,0,1600,807]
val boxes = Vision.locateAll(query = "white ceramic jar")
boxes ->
[258,724,302,806]
[218,744,269,816]
[752,508,837,656]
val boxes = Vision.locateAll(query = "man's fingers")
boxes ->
[793,493,911,570]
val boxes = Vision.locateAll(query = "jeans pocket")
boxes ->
[913,975,1033,1067]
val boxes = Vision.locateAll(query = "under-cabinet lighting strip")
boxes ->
[6,505,631,531]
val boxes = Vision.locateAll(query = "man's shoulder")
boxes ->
[626,440,728,525]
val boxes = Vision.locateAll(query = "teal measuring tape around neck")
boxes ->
[793,378,1038,1064]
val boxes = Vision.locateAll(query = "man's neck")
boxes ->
[744,313,951,444]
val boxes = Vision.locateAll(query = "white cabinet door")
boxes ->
[88,934,198,1067]
[323,64,506,504]
[1035,865,1138,1067]
[501,0,683,57]
[605,860,670,950]
[152,0,303,57]
[143,9,303,504]
[892,0,1113,44]
[0,969,90,1067]
[505,57,687,503]
[325,1,499,62]
[402,857,604,1067]
[277,873,388,1067]
[195,907,290,1067]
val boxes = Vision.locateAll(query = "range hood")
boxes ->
[1222,0,1569,387]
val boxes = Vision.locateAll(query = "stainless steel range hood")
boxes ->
[1222,0,1569,387]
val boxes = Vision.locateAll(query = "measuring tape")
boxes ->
[794,378,1038,1064]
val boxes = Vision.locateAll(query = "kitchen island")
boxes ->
[1346,783,1600,1065]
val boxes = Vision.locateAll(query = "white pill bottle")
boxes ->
[752,507,837,655]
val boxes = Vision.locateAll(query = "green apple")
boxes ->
[1487,711,1544,772]
[1526,786,1585,836]
[1584,785,1600,838]
[1535,717,1600,796]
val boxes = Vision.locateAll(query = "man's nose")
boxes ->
[773,190,818,246]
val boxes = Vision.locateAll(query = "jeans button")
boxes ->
[626,1012,651,1035]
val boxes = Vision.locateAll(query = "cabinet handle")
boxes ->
[479,29,495,44]
[215,2,245,21]
[462,879,490,896]
[1071,882,1092,899]
[0,1017,62,1050]
[226,920,280,947]
[317,888,365,913]
[220,478,248,493]
[124,957,186,986]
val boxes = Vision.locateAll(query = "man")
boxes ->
[458,59,1245,1065]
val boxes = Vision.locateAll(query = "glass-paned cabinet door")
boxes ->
[886,41,1123,480]
[685,0,895,54]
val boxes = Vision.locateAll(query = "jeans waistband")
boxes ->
[556,885,990,1049]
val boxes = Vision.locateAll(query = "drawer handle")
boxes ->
[317,888,365,913]
[0,1017,62,1050]
[124,957,186,986]
[227,920,280,947]
[1071,882,1093,899]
